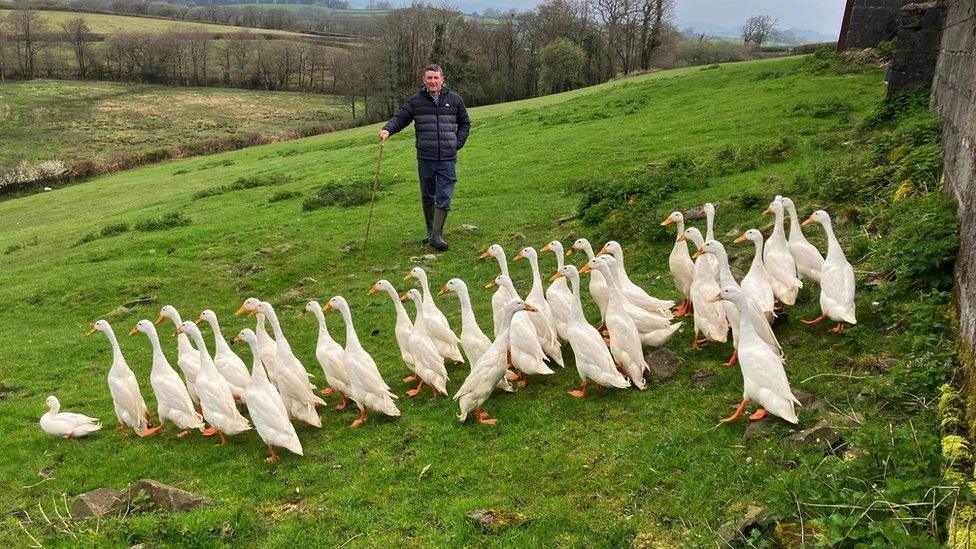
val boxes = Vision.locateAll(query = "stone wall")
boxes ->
[887,1,949,94]
[929,0,976,435]
[840,0,912,49]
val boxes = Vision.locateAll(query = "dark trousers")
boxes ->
[418,159,457,211]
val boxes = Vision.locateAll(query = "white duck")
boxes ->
[196,310,250,400]
[437,278,513,392]
[323,296,400,427]
[734,229,777,323]
[763,199,803,306]
[455,300,538,425]
[370,280,418,384]
[677,228,729,349]
[305,300,351,409]
[782,196,825,284]
[581,257,649,389]
[598,240,675,314]
[552,264,631,396]
[235,329,303,463]
[41,396,101,440]
[235,297,277,373]
[487,275,554,383]
[479,243,518,337]
[514,246,565,367]
[400,289,450,396]
[404,266,464,363]
[711,287,799,424]
[701,202,722,280]
[695,241,782,366]
[661,211,695,316]
[600,255,680,340]
[567,238,609,324]
[87,320,151,435]
[155,305,201,405]
[801,210,857,333]
[258,301,325,427]
[540,241,572,342]
[131,319,205,437]
[175,321,251,444]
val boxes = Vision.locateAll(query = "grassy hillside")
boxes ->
[23,9,302,35]
[0,56,957,545]
[225,3,391,15]
[0,80,354,171]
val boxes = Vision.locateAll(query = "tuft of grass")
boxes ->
[268,190,301,203]
[3,235,38,255]
[100,222,130,237]
[301,174,402,211]
[792,97,854,119]
[133,212,191,232]
[193,174,292,200]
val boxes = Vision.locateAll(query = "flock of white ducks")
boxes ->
[42,195,857,463]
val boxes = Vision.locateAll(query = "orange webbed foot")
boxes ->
[748,408,768,421]
[321,386,334,396]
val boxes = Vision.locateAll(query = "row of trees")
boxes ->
[0,1,768,120]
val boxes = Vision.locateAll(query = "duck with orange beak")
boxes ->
[455,299,538,424]
[800,210,856,333]
[678,228,728,350]
[709,287,799,425]
[661,212,695,316]
[323,296,400,427]
[87,319,152,436]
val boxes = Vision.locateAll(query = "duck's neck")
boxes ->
[167,313,195,353]
[264,309,285,341]
[714,251,737,287]
[580,242,596,260]
[413,299,429,331]
[567,274,586,321]
[785,203,802,239]
[495,312,518,350]
[417,276,433,305]
[552,250,565,271]
[188,331,214,372]
[311,307,335,343]
[103,327,124,364]
[340,307,360,349]
[674,219,686,242]
[255,313,272,338]
[385,288,411,326]
[455,286,480,333]
[705,209,715,241]
[597,264,624,300]
[772,208,786,238]
[750,238,765,271]
[527,255,544,295]
[821,219,845,262]
[246,342,269,384]
[206,319,230,352]
[495,253,509,277]
[145,329,167,367]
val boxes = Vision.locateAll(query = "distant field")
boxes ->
[23,9,303,35]
[0,80,354,168]
[225,3,390,15]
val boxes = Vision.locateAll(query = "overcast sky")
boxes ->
[491,0,847,37]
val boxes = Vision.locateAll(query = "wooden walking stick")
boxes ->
[362,139,385,255]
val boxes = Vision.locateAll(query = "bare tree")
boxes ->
[61,17,93,79]
[637,0,673,70]
[7,0,49,79]
[742,15,777,49]
[0,18,7,82]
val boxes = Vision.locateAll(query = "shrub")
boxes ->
[193,174,292,200]
[859,89,930,130]
[72,232,98,247]
[268,190,301,203]
[100,222,130,237]
[792,97,854,119]
[868,190,959,292]
[134,212,192,232]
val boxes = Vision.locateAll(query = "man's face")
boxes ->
[424,70,444,94]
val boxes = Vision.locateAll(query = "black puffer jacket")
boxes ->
[382,86,470,161]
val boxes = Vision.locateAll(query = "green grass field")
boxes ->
[0,56,955,545]
[0,80,354,169]
[19,9,302,35]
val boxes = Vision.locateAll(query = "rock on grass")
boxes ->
[645,348,678,384]
[71,488,125,518]
[465,509,530,534]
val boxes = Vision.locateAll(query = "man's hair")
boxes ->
[423,64,444,77]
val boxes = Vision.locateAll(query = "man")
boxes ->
[380,64,470,251]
